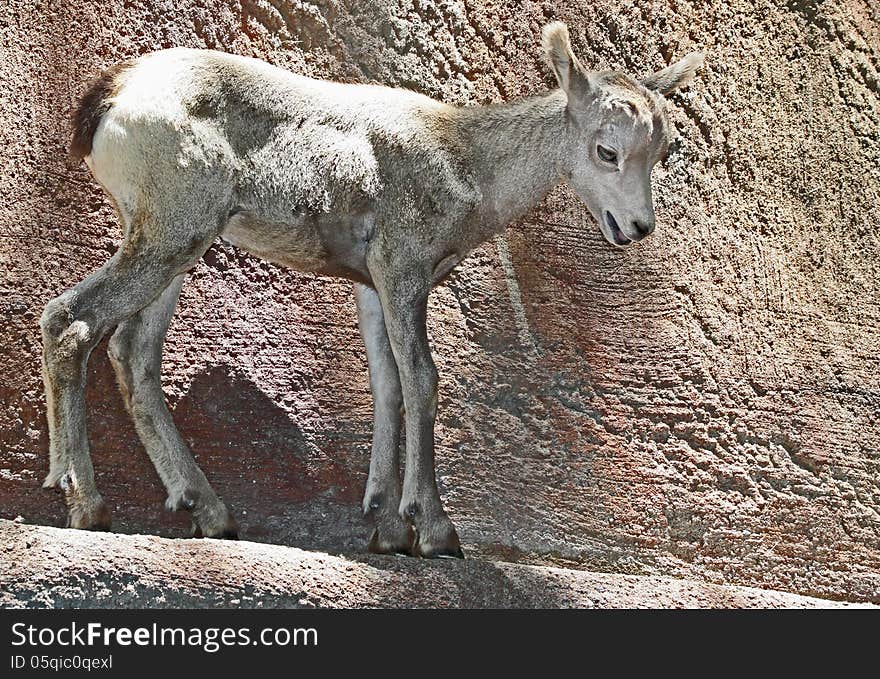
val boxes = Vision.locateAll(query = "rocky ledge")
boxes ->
[0,520,871,609]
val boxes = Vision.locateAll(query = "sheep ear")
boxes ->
[541,22,591,103]
[643,51,705,95]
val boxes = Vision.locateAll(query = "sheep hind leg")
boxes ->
[108,274,237,539]
[41,210,221,532]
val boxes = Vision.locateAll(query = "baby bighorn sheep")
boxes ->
[44,23,703,557]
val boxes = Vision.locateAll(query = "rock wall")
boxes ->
[1,0,879,603]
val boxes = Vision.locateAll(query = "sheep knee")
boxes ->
[372,377,403,414]
[405,364,438,420]
[41,294,95,382]
[40,293,72,342]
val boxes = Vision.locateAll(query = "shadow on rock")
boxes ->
[346,551,572,608]
[171,364,370,552]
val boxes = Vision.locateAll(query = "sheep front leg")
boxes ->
[355,283,416,554]
[368,267,463,559]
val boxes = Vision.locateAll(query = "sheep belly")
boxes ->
[221,209,374,284]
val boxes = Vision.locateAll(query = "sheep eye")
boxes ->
[597,145,618,164]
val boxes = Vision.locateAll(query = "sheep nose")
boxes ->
[632,220,655,238]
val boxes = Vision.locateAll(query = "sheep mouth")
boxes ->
[605,211,632,246]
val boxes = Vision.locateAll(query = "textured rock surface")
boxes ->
[3,520,871,608]
[1,0,879,605]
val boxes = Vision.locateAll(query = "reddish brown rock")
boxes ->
[1,1,879,604]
